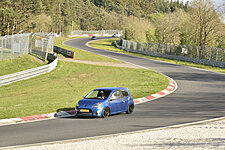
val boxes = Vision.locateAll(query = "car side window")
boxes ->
[121,90,129,98]
[110,90,122,100]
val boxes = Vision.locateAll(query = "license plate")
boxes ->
[79,109,89,113]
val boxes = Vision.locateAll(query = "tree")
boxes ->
[151,10,189,45]
[189,0,223,46]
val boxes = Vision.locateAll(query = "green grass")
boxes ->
[88,38,225,74]
[54,37,120,62]
[0,54,46,76]
[0,37,169,119]
[0,60,168,119]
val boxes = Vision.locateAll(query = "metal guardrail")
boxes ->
[0,54,58,86]
[54,46,75,58]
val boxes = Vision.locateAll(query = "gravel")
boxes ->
[11,118,225,150]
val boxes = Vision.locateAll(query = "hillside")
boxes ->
[0,0,187,36]
[1,0,224,48]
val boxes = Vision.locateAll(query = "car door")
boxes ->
[121,90,129,111]
[109,90,123,113]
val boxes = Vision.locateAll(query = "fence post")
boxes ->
[216,48,218,61]
[202,47,205,59]
[25,35,29,54]
[223,49,225,62]
[175,45,177,56]
[157,44,160,53]
[11,35,13,59]
[20,34,23,55]
[30,33,35,54]
[190,45,193,58]
[45,38,48,61]
[41,38,44,52]
[209,47,211,61]
[197,47,199,59]
[1,37,3,60]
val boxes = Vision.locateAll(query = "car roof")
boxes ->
[94,87,128,91]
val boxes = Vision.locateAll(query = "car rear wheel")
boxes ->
[126,104,134,114]
[102,107,110,118]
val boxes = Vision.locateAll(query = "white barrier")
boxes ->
[0,55,58,86]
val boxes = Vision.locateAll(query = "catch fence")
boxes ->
[118,39,225,68]
[0,33,31,60]
[30,32,55,60]
[0,32,57,86]
[0,33,55,61]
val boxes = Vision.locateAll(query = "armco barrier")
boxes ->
[0,54,58,86]
[31,49,56,62]
[53,46,75,59]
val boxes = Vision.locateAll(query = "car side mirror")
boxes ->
[83,96,86,98]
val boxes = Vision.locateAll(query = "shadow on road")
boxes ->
[56,107,75,112]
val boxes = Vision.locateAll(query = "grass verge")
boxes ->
[0,54,46,76]
[0,37,169,119]
[0,61,168,119]
[88,38,225,74]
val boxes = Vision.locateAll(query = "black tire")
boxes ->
[76,114,82,118]
[126,104,134,114]
[102,107,110,118]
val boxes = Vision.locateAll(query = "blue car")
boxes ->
[91,36,97,40]
[75,87,134,118]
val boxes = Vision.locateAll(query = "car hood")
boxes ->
[78,99,104,108]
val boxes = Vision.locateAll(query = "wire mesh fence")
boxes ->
[120,39,225,68]
[30,33,55,60]
[0,33,31,60]
[0,32,55,61]
[0,32,57,86]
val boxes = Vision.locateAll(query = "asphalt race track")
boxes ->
[0,37,225,148]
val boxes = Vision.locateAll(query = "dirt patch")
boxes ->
[59,57,141,69]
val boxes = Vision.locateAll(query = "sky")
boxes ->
[180,0,224,9]
[178,0,225,20]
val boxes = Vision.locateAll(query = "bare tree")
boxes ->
[190,0,223,46]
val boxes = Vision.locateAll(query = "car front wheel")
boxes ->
[126,104,134,114]
[102,107,110,118]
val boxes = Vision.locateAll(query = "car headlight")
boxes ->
[92,102,102,108]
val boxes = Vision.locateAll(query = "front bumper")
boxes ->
[76,107,102,117]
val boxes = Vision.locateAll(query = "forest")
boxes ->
[0,0,225,48]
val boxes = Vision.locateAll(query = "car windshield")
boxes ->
[84,90,112,100]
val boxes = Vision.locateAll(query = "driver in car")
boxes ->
[99,91,107,99]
